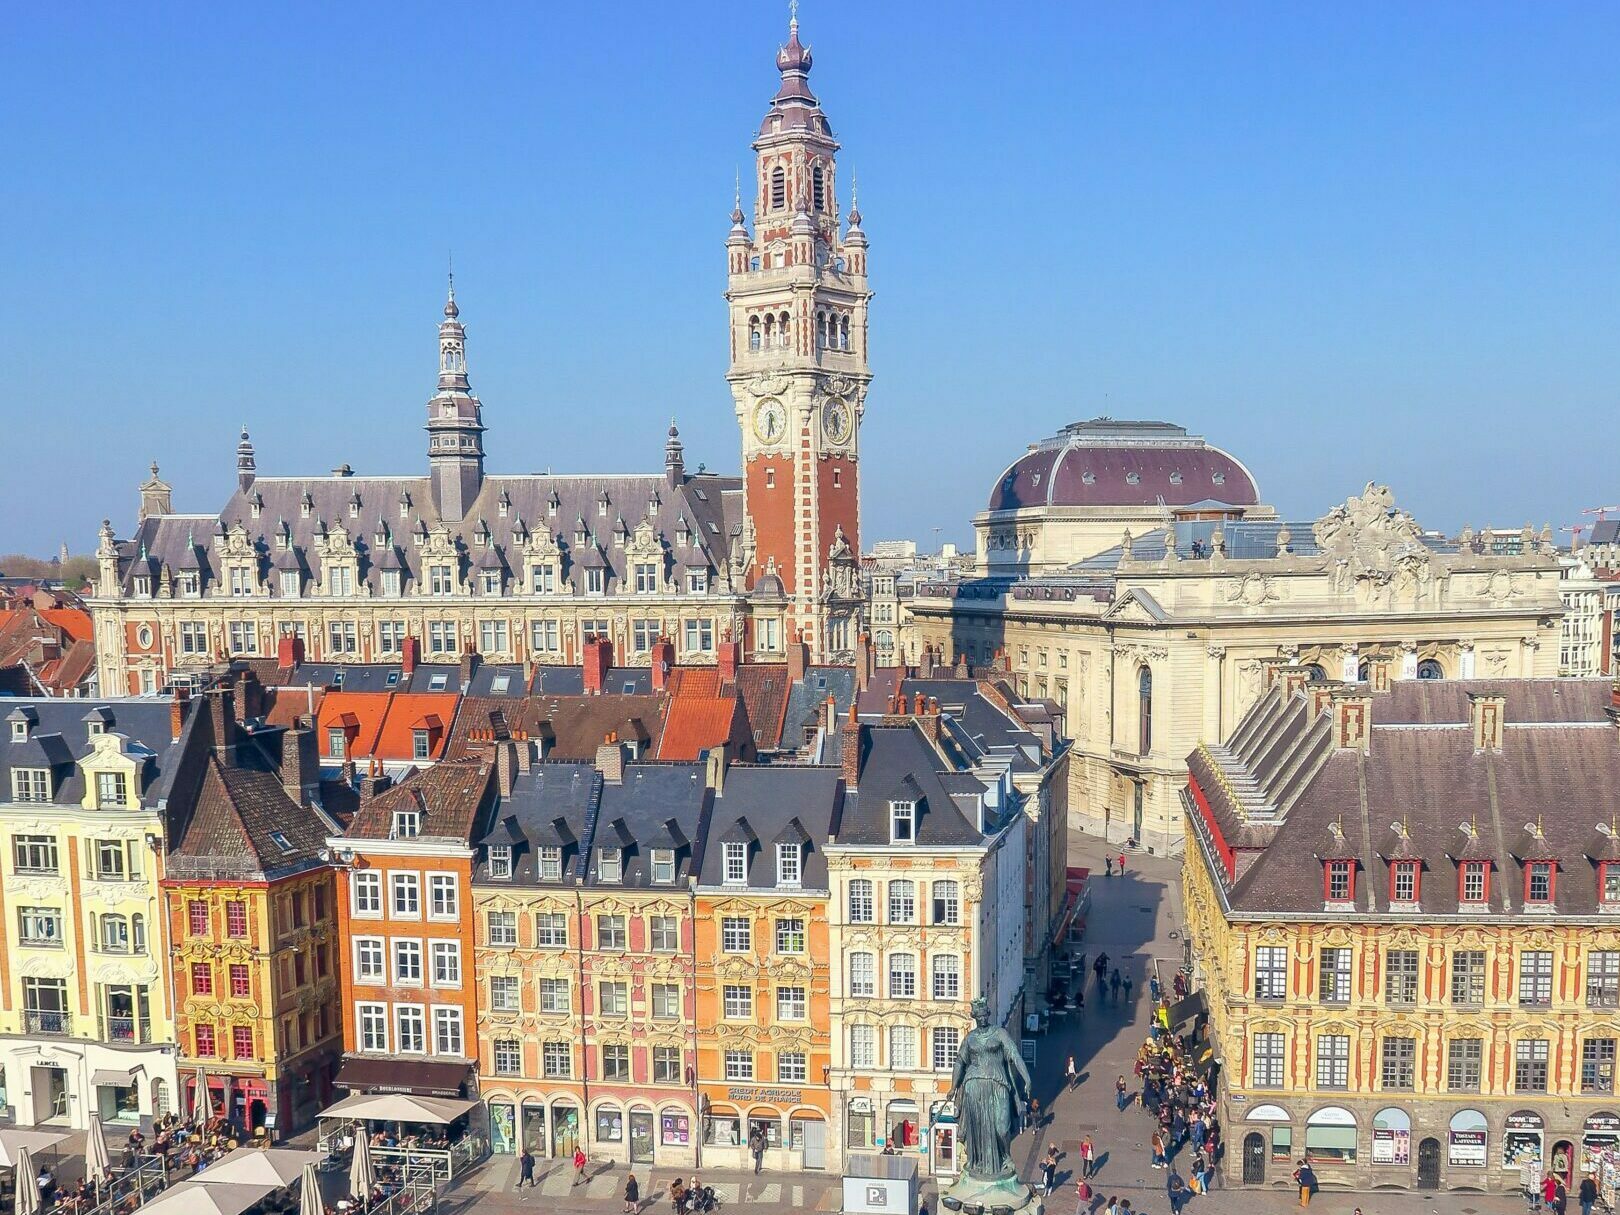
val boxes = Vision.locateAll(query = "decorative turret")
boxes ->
[138,461,172,523]
[97,519,121,599]
[665,419,685,488]
[236,426,256,492]
[425,274,486,521]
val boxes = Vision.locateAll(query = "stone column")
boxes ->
[1459,643,1476,678]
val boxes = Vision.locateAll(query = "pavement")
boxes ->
[405,832,1544,1215]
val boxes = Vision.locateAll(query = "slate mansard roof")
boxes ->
[1187,677,1620,917]
[118,466,743,599]
[701,765,845,891]
[838,722,997,848]
[2,698,182,809]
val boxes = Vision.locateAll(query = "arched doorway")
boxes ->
[551,1103,580,1158]
[1417,1138,1440,1189]
[1550,1139,1576,1191]
[1243,1132,1266,1184]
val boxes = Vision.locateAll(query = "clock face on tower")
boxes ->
[753,399,787,445]
[821,397,852,444]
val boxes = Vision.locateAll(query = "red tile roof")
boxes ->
[655,667,753,761]
[314,691,461,762]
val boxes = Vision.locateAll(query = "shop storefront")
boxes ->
[1448,1109,1488,1170]
[1371,1107,1411,1167]
[1503,1109,1544,1175]
[929,1101,958,1176]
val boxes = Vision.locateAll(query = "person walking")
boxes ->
[1039,1153,1056,1196]
[1117,852,1127,875]
[1066,1055,1078,1090]
[1028,1095,1042,1126]
[1554,1177,1570,1215]
[1543,1174,1560,1212]
[1104,857,1113,877]
[624,1173,640,1214]
[1292,1159,1317,1207]
[1167,1168,1189,1214]
[748,1124,767,1175]
[572,1145,588,1186]
[1122,975,1134,1005]
[1150,1129,1166,1169]
[1110,970,1122,1002]
[1115,1075,1130,1111]
[1579,1173,1599,1215]
[517,1146,536,1189]
[1079,1134,1094,1178]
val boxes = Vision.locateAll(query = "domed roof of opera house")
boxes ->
[987,418,1260,513]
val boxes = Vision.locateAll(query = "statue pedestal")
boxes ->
[938,1174,1043,1215]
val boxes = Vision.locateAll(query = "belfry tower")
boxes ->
[727,10,871,662]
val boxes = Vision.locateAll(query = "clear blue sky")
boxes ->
[6,1,1618,556]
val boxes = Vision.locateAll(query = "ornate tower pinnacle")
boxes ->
[236,426,256,492]
[425,279,486,521]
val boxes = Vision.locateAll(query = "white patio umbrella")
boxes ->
[0,1131,70,1171]
[194,1067,215,1122]
[134,1180,272,1215]
[347,1124,374,1199]
[192,1147,317,1188]
[12,1147,38,1215]
[297,1161,322,1215]
[83,1115,112,1190]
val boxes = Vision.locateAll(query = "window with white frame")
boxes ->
[889,953,917,998]
[542,1041,572,1078]
[539,978,570,1013]
[931,954,961,1000]
[775,918,805,954]
[850,1024,877,1068]
[722,841,748,885]
[530,619,560,652]
[600,981,629,1017]
[722,916,751,953]
[433,1007,463,1055]
[777,1051,808,1083]
[931,880,960,925]
[357,1003,387,1052]
[355,938,384,981]
[683,618,713,651]
[723,984,753,1019]
[890,800,915,843]
[598,847,623,883]
[493,1039,522,1075]
[395,1006,426,1053]
[11,769,50,803]
[724,1050,754,1081]
[776,841,802,887]
[776,986,807,1021]
[650,915,678,952]
[391,808,420,839]
[393,940,423,985]
[488,846,512,879]
[651,849,676,884]
[352,872,381,915]
[487,911,517,947]
[535,913,567,947]
[848,879,874,923]
[596,914,627,950]
[849,952,875,997]
[430,941,461,986]
[391,873,420,916]
[888,880,916,924]
[538,847,563,881]
[931,1027,960,1070]
[479,620,508,653]
[428,874,458,918]
[890,1025,918,1070]
[490,975,520,1013]
[652,983,681,1019]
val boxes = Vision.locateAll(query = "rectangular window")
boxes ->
[651,849,676,884]
[1385,949,1420,1004]
[723,985,753,1019]
[602,1044,630,1081]
[326,620,358,654]
[191,963,214,997]
[225,901,247,938]
[487,911,518,947]
[848,879,874,923]
[1255,946,1289,1002]
[17,907,62,947]
[721,916,751,953]
[776,842,802,886]
[1392,862,1418,902]
[776,986,807,1021]
[596,914,626,950]
[1316,1034,1350,1089]
[931,881,960,925]
[535,913,568,947]
[328,728,348,759]
[888,881,916,924]
[11,769,49,802]
[890,1025,918,1070]
[850,1025,876,1069]
[233,1025,254,1060]
[430,941,461,986]
[1519,950,1554,1007]
[653,1046,681,1084]
[722,842,747,885]
[1318,947,1352,1004]
[355,938,385,981]
[537,847,562,882]
[353,872,382,915]
[493,1039,522,1076]
[530,618,560,652]
[650,915,679,952]
[724,1050,754,1081]
[1590,952,1620,1007]
[1380,1036,1416,1090]
[395,1007,426,1054]
[490,975,521,1013]
[1584,1038,1618,1094]
[849,952,875,997]
[931,954,961,1000]
[188,900,208,938]
[487,845,512,879]
[1450,950,1486,1005]
[428,874,458,919]
[1252,1032,1285,1088]
[542,1041,572,1078]
[652,983,681,1020]
[631,617,659,653]
[890,801,915,844]
[1325,860,1352,901]
[94,839,128,880]
[1515,1038,1550,1091]
[478,619,509,654]
[96,772,129,808]
[391,873,420,916]
[1461,862,1488,904]
[775,918,806,954]
[393,940,423,984]
[1447,1038,1483,1092]
[683,618,714,652]
[12,835,58,874]
[195,1024,217,1058]
[1527,860,1555,903]
[777,1051,808,1083]
[433,1007,463,1056]
[931,1027,961,1071]
[358,1003,387,1052]
[888,953,917,998]
[539,978,570,1014]
[600,981,628,1017]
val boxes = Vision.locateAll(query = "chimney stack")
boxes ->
[597,732,626,783]
[276,634,305,675]
[1468,691,1507,752]
[787,632,809,684]
[280,720,320,803]
[857,632,874,691]
[1308,683,1336,720]
[234,670,265,724]
[840,705,863,788]
[1331,691,1373,753]
[496,739,519,798]
[705,743,729,796]
[401,635,421,676]
[717,638,741,683]
[206,684,236,760]
[584,635,613,695]
[650,637,676,692]
[170,687,192,740]
[459,643,478,685]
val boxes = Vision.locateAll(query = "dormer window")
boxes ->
[539,846,563,881]
[890,800,915,845]
[1460,861,1490,905]
[651,849,676,884]
[1526,861,1556,906]
[722,841,747,886]
[10,721,28,742]
[776,842,802,888]
[95,771,129,809]
[1602,862,1620,908]
[488,845,512,879]
[12,769,50,803]
[134,576,151,597]
[382,571,401,597]
[599,847,623,883]
[392,809,421,840]
[1324,859,1354,903]
[86,722,104,737]
[1390,861,1420,904]
[328,728,346,759]
[181,572,200,597]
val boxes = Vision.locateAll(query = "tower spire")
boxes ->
[426,282,485,520]
[236,426,256,492]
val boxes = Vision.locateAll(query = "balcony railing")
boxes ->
[100,1015,153,1044]
[18,935,64,950]
[23,1009,71,1035]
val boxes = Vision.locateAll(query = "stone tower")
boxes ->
[426,276,486,521]
[727,11,871,663]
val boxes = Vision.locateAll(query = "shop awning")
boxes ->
[91,1069,133,1088]
[335,1056,469,1098]
[319,1091,478,1126]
